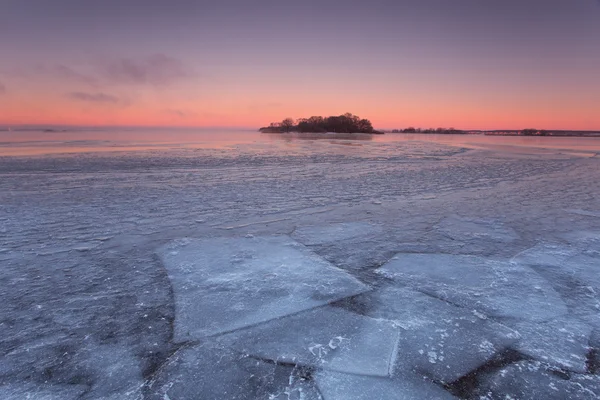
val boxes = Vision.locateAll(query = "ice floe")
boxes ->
[315,370,457,400]
[146,342,321,400]
[474,361,600,400]
[366,286,519,383]
[377,253,567,322]
[156,236,368,340]
[219,306,399,377]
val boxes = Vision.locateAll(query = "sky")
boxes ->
[0,0,599,130]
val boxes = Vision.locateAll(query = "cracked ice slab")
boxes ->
[367,287,519,383]
[156,235,368,340]
[146,342,321,400]
[377,254,567,322]
[513,243,600,328]
[474,361,600,400]
[219,306,399,377]
[508,316,592,373]
[315,370,457,400]
[291,222,395,271]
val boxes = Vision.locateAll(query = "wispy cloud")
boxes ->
[0,82,6,94]
[8,64,99,86]
[101,54,190,86]
[66,91,119,103]
[164,109,196,118]
[52,65,98,86]
[6,54,190,89]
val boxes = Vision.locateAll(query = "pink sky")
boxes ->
[1,0,599,130]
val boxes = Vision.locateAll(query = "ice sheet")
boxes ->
[377,253,567,322]
[156,235,368,340]
[146,342,321,400]
[509,316,591,373]
[513,244,600,328]
[315,370,457,400]
[474,361,600,400]
[367,286,519,383]
[219,306,399,377]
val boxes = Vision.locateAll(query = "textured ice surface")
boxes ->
[377,253,567,322]
[219,306,399,377]
[4,137,600,399]
[291,222,384,246]
[474,361,600,400]
[0,383,87,400]
[513,244,600,328]
[156,235,368,339]
[435,215,519,243]
[315,370,457,400]
[367,287,519,383]
[566,209,600,218]
[291,222,398,271]
[147,342,321,400]
[509,316,591,373]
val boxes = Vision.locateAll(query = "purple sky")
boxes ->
[1,0,599,129]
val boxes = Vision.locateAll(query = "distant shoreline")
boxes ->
[384,131,600,137]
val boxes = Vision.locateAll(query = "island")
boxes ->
[259,113,383,134]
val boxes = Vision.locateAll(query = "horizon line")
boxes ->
[1,123,599,133]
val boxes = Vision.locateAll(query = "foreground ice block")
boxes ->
[513,243,600,328]
[315,370,457,400]
[156,235,368,340]
[368,287,519,383]
[219,306,399,377]
[146,342,321,400]
[377,254,567,322]
[474,361,600,400]
[509,316,591,373]
[291,222,397,271]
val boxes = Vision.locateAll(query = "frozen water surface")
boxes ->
[156,235,368,339]
[435,215,519,243]
[219,306,399,377]
[365,286,519,383]
[509,316,591,373]
[377,253,567,322]
[315,370,457,400]
[2,131,600,398]
[474,361,600,400]
[146,342,321,400]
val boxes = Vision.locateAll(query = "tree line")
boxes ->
[521,129,549,136]
[391,127,465,134]
[259,113,381,134]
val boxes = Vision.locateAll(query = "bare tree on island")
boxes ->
[280,118,295,133]
[259,113,380,134]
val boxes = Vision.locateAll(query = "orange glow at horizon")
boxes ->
[2,90,598,131]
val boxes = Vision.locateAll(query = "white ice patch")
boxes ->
[476,361,600,400]
[219,306,399,377]
[367,286,519,383]
[378,253,567,322]
[315,370,457,400]
[156,235,368,340]
[509,316,592,373]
